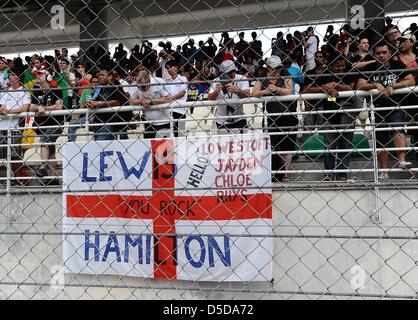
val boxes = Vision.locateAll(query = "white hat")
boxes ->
[220,60,238,73]
[265,55,283,68]
[400,32,416,43]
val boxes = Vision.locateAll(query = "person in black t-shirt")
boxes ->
[86,68,130,141]
[349,36,376,71]
[357,41,416,180]
[252,55,296,183]
[200,62,215,90]
[303,50,327,133]
[29,73,64,180]
[313,53,358,181]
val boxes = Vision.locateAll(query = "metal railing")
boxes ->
[0,84,415,220]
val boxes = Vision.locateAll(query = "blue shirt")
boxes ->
[287,65,304,94]
[187,84,207,101]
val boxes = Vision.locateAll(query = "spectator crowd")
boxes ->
[0,18,417,184]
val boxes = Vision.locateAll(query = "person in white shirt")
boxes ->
[159,58,172,82]
[302,27,319,72]
[120,76,137,99]
[129,71,172,139]
[157,44,176,81]
[111,69,136,98]
[165,60,188,137]
[208,60,251,133]
[0,70,31,181]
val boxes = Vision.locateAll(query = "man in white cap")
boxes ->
[208,60,250,132]
[398,32,418,70]
[252,55,295,183]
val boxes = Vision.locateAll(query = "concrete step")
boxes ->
[287,155,418,182]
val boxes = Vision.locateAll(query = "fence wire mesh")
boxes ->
[0,0,417,300]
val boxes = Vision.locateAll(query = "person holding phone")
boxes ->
[208,60,250,133]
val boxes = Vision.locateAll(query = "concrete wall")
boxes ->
[0,187,417,299]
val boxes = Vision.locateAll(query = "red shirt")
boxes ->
[77,79,91,96]
[399,54,418,69]
[223,52,234,61]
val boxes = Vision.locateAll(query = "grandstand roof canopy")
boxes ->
[0,0,415,53]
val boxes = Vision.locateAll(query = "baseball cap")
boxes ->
[220,60,238,73]
[265,55,283,69]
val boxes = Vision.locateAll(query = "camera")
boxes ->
[158,41,173,58]
[158,41,172,50]
[141,41,153,54]
[220,74,231,95]
[219,74,235,122]
[158,41,167,49]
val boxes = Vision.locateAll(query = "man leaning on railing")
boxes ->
[313,53,358,182]
[357,40,416,181]
[86,68,130,141]
[0,69,31,185]
[303,50,327,133]
[128,70,172,139]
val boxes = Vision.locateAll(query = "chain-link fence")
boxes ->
[0,0,417,300]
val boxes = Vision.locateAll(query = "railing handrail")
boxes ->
[2,86,418,120]
[3,67,418,93]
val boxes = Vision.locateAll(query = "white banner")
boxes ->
[63,133,273,282]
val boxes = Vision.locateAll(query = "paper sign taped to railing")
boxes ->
[62,133,273,282]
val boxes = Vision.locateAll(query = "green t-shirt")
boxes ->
[53,73,70,108]
[79,88,92,104]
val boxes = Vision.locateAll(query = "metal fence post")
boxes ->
[6,127,12,221]
[85,110,90,142]
[369,93,381,224]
